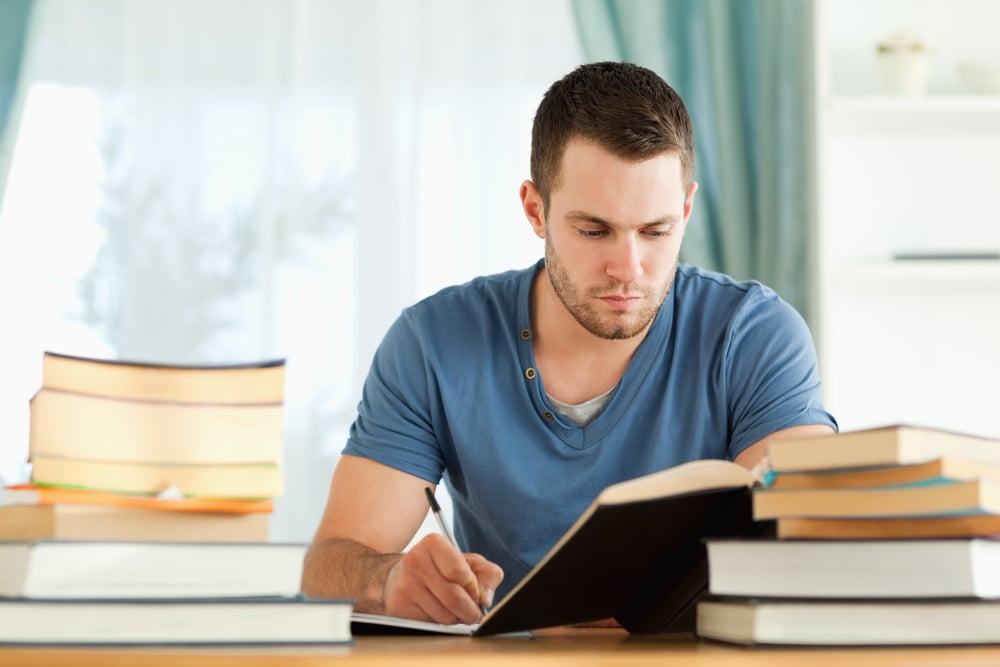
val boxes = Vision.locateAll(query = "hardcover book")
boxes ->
[0,502,269,542]
[29,455,282,499]
[766,457,1000,490]
[698,599,1000,646]
[753,478,1000,519]
[0,597,352,645]
[706,538,1000,599]
[355,459,766,636]
[0,541,305,599]
[40,351,286,404]
[766,424,1000,472]
[29,389,283,466]
[774,515,1000,540]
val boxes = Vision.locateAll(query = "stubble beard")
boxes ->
[544,238,676,341]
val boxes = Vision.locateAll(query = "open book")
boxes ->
[353,459,764,637]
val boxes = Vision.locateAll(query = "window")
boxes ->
[0,0,582,540]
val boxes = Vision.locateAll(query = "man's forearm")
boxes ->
[301,537,402,613]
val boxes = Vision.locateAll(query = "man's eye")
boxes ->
[577,229,606,239]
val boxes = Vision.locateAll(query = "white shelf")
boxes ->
[823,95,1000,133]
[831,259,1000,284]
[827,94,1000,114]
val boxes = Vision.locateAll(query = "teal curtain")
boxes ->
[0,0,33,204]
[572,0,815,321]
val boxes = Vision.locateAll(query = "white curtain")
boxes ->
[0,0,582,540]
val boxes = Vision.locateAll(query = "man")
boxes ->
[301,61,836,626]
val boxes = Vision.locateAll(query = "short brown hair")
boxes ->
[530,61,695,212]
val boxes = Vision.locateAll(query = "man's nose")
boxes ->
[605,236,644,284]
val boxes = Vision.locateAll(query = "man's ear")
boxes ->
[520,180,546,239]
[683,181,699,222]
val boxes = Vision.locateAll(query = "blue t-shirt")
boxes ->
[344,260,836,599]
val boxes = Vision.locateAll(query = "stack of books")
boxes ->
[0,540,352,645]
[697,424,1000,646]
[4,351,287,542]
[0,351,352,645]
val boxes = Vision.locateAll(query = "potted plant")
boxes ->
[876,30,932,96]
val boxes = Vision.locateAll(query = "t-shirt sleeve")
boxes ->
[342,310,446,483]
[724,288,837,459]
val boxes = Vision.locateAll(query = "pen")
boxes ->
[424,486,487,616]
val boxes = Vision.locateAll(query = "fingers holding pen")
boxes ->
[383,534,491,625]
[382,487,505,625]
[426,533,485,606]
[465,552,503,610]
[419,485,501,617]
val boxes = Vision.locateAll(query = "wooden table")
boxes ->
[4,629,1000,667]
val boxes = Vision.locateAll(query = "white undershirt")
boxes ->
[546,385,616,428]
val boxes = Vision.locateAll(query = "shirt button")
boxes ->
[519,329,532,340]
[524,367,537,380]
[543,410,554,421]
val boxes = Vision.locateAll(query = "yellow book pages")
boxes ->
[42,351,285,404]
[29,389,282,465]
[30,456,283,499]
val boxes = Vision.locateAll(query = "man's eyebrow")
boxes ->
[564,210,681,227]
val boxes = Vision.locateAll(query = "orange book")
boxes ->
[2,484,273,514]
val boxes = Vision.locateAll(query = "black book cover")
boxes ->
[475,485,764,636]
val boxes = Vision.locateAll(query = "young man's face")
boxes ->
[528,137,697,340]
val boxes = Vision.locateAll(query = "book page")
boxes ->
[600,460,754,505]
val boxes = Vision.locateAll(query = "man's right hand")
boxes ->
[301,456,504,625]
[383,533,504,625]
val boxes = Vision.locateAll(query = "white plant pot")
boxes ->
[877,52,931,96]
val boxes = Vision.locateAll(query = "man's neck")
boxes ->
[529,268,650,405]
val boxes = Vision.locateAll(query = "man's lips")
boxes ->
[598,295,642,310]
